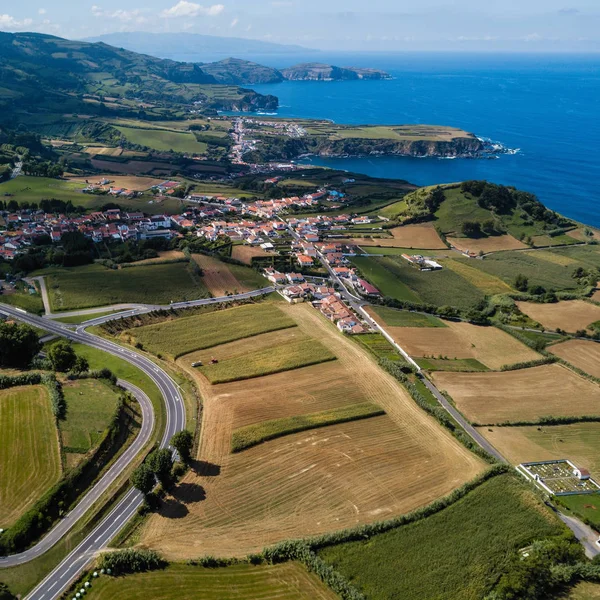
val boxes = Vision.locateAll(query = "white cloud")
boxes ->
[38,8,47,15]
[91,6,147,23]
[0,14,33,29]
[160,1,225,18]
[230,17,238,27]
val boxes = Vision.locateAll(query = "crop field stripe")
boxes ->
[444,259,513,293]
[366,305,446,328]
[199,338,336,384]
[231,402,385,451]
[130,303,296,358]
[0,385,62,527]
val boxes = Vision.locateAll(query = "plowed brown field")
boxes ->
[432,364,600,424]
[139,303,484,558]
[516,300,600,333]
[388,321,540,370]
[192,254,247,296]
[231,245,271,265]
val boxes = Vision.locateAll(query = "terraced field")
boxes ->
[432,364,600,424]
[140,303,484,558]
[87,563,337,600]
[387,321,541,370]
[0,385,61,527]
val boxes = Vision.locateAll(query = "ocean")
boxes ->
[215,52,600,227]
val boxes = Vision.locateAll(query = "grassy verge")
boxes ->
[369,305,446,327]
[52,311,124,324]
[231,403,384,452]
[199,339,335,384]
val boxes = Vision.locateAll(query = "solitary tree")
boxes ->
[147,448,173,488]
[514,273,529,292]
[171,430,194,463]
[72,355,89,375]
[131,463,155,496]
[47,340,77,372]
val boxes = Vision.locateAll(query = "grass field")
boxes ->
[464,252,581,291]
[192,254,264,296]
[549,339,600,378]
[566,582,600,599]
[387,321,541,370]
[59,379,119,468]
[350,224,446,249]
[352,255,485,309]
[140,303,484,558]
[477,422,600,477]
[53,310,124,324]
[447,234,527,253]
[231,402,384,451]
[360,246,450,257]
[199,338,336,384]
[365,305,446,327]
[0,176,85,206]
[432,364,600,424]
[559,494,600,529]
[0,385,62,527]
[44,262,210,311]
[353,333,402,361]
[66,175,165,191]
[114,126,207,154]
[129,303,295,359]
[516,300,600,333]
[0,287,45,314]
[318,474,563,600]
[83,562,336,600]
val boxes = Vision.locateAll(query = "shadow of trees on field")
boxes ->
[159,497,189,519]
[189,459,221,477]
[173,482,206,504]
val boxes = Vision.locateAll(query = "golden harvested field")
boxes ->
[432,364,600,424]
[232,245,271,265]
[566,582,600,599]
[67,175,166,191]
[0,386,62,527]
[193,254,247,296]
[476,422,600,476]
[591,289,600,303]
[446,234,527,253]
[140,303,484,558]
[351,224,446,249]
[86,563,338,600]
[549,339,600,378]
[82,146,123,157]
[443,259,513,294]
[528,250,579,266]
[516,300,600,333]
[387,321,541,370]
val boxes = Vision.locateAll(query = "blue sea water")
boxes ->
[228,52,600,227]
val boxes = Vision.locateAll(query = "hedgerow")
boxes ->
[42,373,66,419]
[99,549,167,574]
[0,372,42,389]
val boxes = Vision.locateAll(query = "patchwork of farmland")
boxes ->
[516,300,600,333]
[477,422,600,477]
[139,303,484,558]
[386,320,541,370]
[432,364,600,424]
[128,302,296,358]
[0,385,62,527]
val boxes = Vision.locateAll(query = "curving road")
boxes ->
[0,303,185,600]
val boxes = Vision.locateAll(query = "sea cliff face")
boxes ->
[314,137,485,158]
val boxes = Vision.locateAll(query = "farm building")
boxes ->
[357,279,381,297]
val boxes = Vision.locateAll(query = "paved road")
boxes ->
[0,303,186,600]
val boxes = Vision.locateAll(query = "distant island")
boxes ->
[281,63,391,82]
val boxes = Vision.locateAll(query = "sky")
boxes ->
[1,0,600,51]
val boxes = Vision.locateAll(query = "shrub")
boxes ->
[42,373,65,419]
[98,549,167,575]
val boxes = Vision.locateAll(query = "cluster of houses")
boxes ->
[401,254,443,271]
[0,207,178,259]
[82,179,182,199]
[263,267,368,334]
